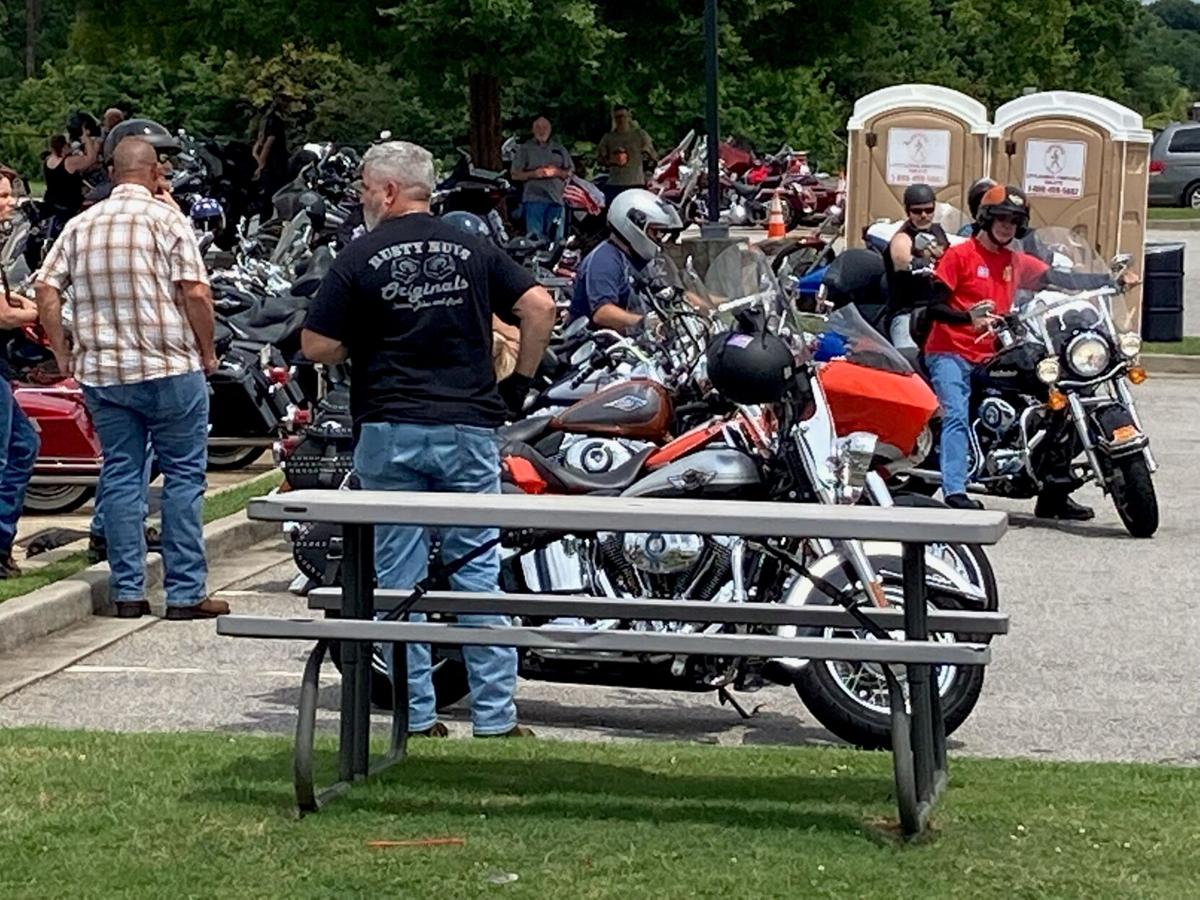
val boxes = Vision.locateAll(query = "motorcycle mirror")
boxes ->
[379,130,393,141]
[570,341,596,367]
[1111,253,1132,276]
[913,232,936,253]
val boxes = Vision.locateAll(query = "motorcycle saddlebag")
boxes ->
[208,345,277,437]
[817,359,939,457]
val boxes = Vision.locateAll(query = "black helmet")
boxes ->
[967,177,997,220]
[441,210,493,242]
[66,111,100,142]
[977,183,1030,241]
[902,183,936,210]
[705,328,797,404]
[102,118,181,164]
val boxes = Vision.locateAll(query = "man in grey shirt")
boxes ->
[511,116,573,241]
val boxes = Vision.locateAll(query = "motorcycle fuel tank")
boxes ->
[550,379,673,441]
[976,342,1046,397]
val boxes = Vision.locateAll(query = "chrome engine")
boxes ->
[622,532,705,574]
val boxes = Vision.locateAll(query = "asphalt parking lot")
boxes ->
[1,376,1194,765]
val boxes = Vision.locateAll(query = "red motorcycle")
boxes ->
[16,377,102,513]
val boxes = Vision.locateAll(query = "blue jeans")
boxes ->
[82,372,209,607]
[522,201,563,241]
[926,353,974,497]
[91,454,155,538]
[353,421,517,736]
[0,386,39,556]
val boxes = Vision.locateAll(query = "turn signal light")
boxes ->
[1046,389,1068,411]
[1128,366,1148,385]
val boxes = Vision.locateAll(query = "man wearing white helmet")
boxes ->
[568,188,682,332]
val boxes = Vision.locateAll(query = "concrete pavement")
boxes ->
[0,378,1196,763]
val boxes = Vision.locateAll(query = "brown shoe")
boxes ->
[476,724,535,739]
[164,598,231,620]
[115,601,151,619]
[409,722,450,738]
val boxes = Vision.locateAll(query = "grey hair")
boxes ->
[362,140,435,200]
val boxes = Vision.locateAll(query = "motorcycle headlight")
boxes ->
[1066,333,1110,378]
[1117,332,1142,359]
[1036,357,1060,384]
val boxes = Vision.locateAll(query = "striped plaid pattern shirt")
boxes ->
[37,183,209,387]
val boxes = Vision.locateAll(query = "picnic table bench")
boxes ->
[218,490,1009,837]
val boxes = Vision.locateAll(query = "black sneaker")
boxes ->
[0,554,21,579]
[87,533,106,564]
[944,493,984,511]
[1035,495,1095,521]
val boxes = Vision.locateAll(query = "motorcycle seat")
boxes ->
[504,442,653,494]
[498,414,553,448]
[223,309,307,346]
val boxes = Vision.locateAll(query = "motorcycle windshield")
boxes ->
[820,303,915,376]
[684,243,804,345]
[1015,226,1112,335]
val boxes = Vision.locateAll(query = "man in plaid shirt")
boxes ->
[35,138,227,621]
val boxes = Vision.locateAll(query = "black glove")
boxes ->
[498,373,532,417]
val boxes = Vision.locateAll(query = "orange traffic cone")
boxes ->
[766,190,786,238]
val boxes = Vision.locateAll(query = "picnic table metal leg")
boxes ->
[387,641,409,760]
[293,639,328,815]
[884,666,919,836]
[340,523,376,781]
[903,541,938,815]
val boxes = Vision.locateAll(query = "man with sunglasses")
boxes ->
[925,183,1137,519]
[884,183,948,364]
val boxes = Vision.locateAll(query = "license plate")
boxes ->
[1112,424,1140,442]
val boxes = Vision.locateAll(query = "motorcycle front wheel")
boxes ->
[793,585,988,750]
[1111,456,1159,538]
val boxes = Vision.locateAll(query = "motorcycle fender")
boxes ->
[1089,403,1148,461]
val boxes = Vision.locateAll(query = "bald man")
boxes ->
[36,137,225,622]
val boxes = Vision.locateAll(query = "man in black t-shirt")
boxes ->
[303,140,555,739]
[253,98,291,220]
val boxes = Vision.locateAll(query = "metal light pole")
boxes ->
[701,0,728,239]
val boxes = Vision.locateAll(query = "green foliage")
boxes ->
[0,1,1193,183]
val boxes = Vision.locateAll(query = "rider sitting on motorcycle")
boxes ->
[567,188,682,334]
[924,183,1138,518]
[884,183,949,365]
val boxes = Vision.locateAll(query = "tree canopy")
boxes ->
[0,0,1195,178]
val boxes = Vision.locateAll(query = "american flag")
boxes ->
[563,176,605,216]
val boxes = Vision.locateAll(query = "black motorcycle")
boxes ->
[904,230,1158,537]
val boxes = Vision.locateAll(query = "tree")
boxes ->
[383,0,616,168]
[1149,0,1200,33]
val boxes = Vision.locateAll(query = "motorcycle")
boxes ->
[904,227,1158,537]
[289,245,997,748]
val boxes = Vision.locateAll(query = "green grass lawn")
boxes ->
[1147,207,1200,219]
[0,728,1196,899]
[1144,335,1200,356]
[0,469,283,603]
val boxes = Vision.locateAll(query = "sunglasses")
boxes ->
[908,206,935,216]
[990,213,1024,225]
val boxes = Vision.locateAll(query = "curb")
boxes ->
[0,513,279,656]
[1147,219,1200,231]
[1142,353,1200,375]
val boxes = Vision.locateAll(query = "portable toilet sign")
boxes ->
[846,84,990,247]
[989,91,1152,330]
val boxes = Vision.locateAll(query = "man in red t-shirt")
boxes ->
[925,184,1135,519]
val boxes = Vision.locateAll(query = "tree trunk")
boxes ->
[25,0,41,77]
[468,71,502,171]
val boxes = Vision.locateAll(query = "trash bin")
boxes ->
[1141,241,1185,342]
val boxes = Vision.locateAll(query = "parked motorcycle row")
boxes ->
[2,121,1154,749]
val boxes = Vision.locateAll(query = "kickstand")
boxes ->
[717,686,763,720]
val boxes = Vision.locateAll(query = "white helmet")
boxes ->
[607,188,683,261]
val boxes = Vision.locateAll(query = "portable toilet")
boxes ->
[846,84,990,247]
[989,91,1152,331]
